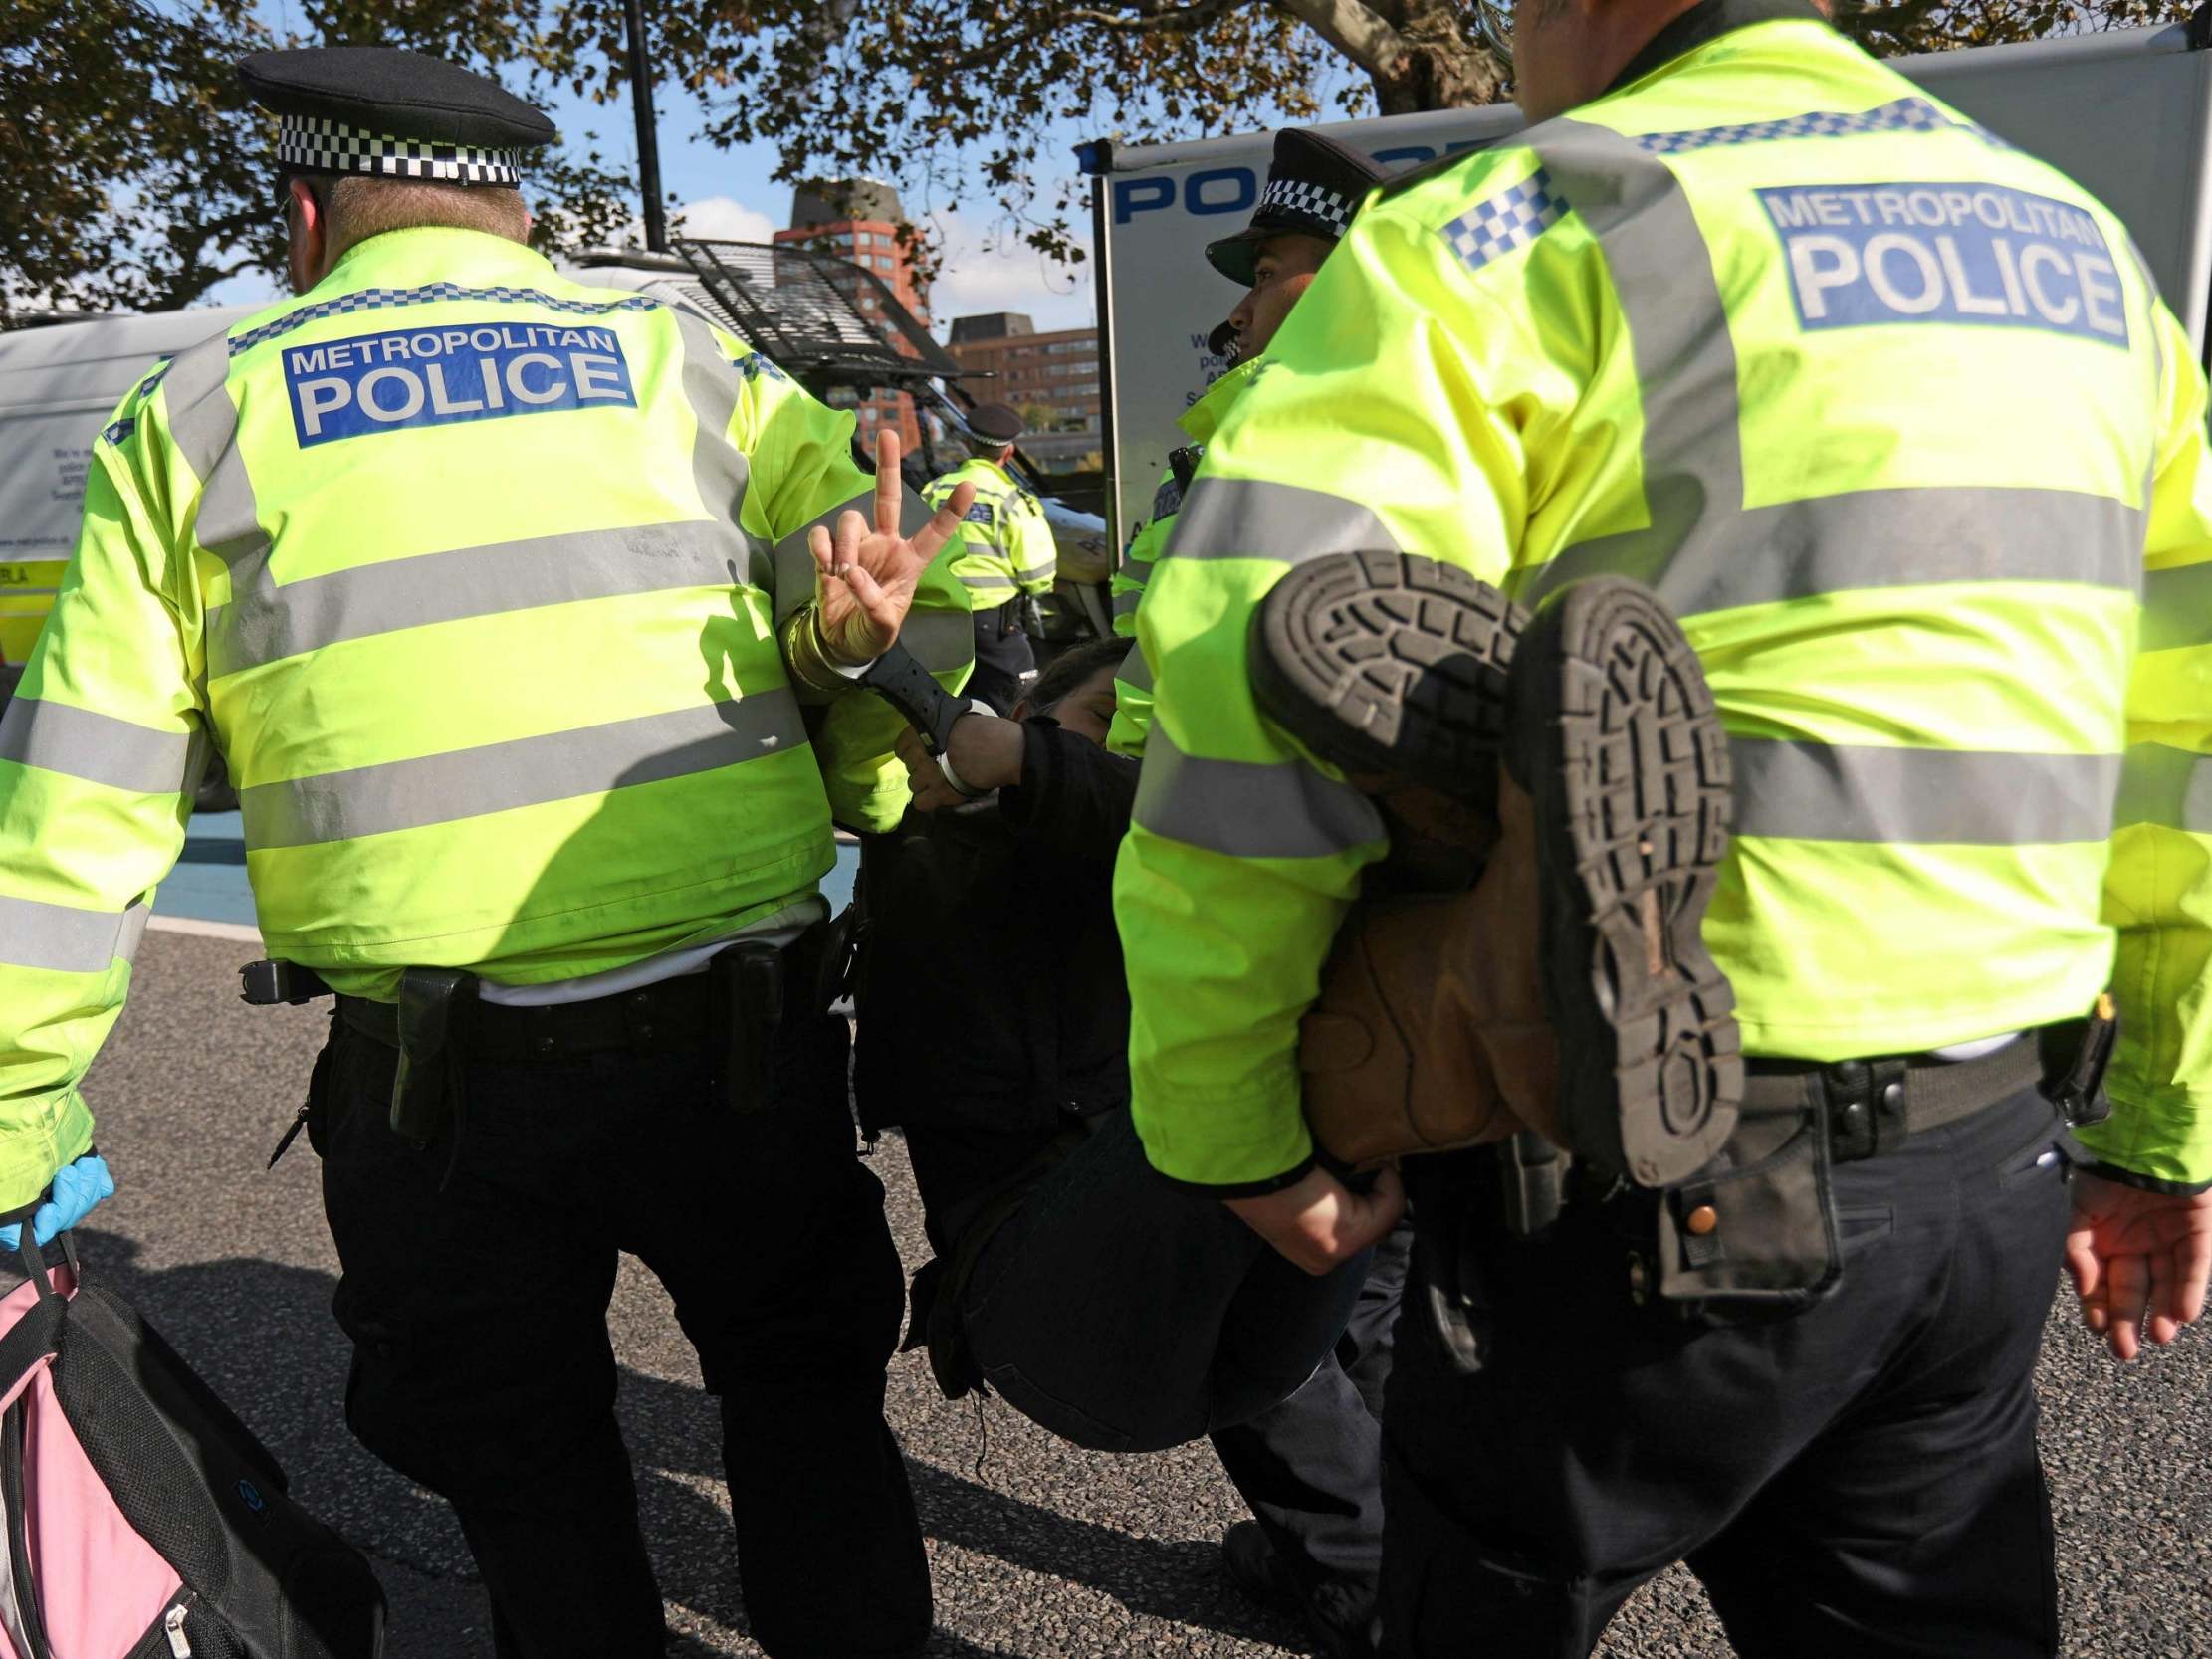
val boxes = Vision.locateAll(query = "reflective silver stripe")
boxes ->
[960,574,1014,592]
[672,311,767,593]
[0,895,148,974]
[2114,743,2212,832]
[1525,117,1741,599]
[163,332,273,593]
[1513,118,2144,617]
[1118,646,1154,693]
[1522,486,2144,615]
[206,521,752,675]
[1113,588,1143,619]
[1133,724,1383,859]
[1730,737,2118,844]
[0,698,194,793]
[771,487,935,626]
[159,330,235,485]
[241,691,806,850]
[2142,559,2212,652]
[898,609,972,673]
[1014,562,1058,584]
[1162,477,1398,565]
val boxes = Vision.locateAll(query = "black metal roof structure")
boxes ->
[672,236,967,394]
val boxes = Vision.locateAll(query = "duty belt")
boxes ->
[336,968,723,1062]
[316,929,827,1146]
[1740,1035,2046,1165]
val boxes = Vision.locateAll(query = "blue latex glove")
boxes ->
[0,1154,115,1251]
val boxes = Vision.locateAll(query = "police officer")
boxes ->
[1087,127,1406,1658]
[0,47,978,1659]
[1106,128,1386,760]
[1114,0,2212,1652]
[926,403,1057,713]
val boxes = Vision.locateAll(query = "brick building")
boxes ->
[774,179,927,448]
[945,312,1102,469]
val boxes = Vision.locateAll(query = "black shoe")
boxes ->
[1506,576,1742,1188]
[1249,550,1525,803]
[1220,1521,1380,1659]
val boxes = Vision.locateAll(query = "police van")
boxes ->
[1085,17,2212,551]
[0,308,264,812]
[0,307,260,710]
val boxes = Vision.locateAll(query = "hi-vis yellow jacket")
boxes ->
[925,455,1058,610]
[0,226,970,1209]
[1117,6,2212,1192]
[1107,357,1268,758]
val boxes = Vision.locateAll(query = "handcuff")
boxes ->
[859,643,1000,797]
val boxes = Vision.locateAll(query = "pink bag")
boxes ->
[0,1234,382,1658]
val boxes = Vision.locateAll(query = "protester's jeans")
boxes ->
[1210,1216,1410,1634]
[959,1108,1370,1453]
[313,1008,930,1659]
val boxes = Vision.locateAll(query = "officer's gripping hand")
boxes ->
[0,1154,116,1251]
[2066,1172,2212,1361]
[1225,1162,1405,1276]
[810,430,974,666]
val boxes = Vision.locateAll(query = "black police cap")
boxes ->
[1205,127,1389,288]
[240,47,556,187]
[967,403,1025,444]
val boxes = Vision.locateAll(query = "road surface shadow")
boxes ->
[18,1229,1295,1655]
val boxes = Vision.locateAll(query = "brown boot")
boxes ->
[1299,772,1562,1167]
[1251,551,1553,1168]
[1252,553,1741,1186]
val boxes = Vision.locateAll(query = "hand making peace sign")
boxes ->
[810,429,976,666]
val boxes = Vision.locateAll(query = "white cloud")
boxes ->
[671,195,776,245]
[925,209,1094,337]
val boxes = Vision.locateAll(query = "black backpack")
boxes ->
[0,1231,384,1658]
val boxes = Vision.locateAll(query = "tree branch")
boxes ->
[1272,0,1412,77]
[929,0,1238,73]
[1062,0,1240,31]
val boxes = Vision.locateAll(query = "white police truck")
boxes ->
[0,306,261,716]
[1085,17,2212,553]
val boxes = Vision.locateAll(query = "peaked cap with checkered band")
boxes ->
[1205,128,1388,288]
[240,47,556,188]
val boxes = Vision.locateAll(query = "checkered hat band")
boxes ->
[1259,177,1354,235]
[277,114,522,186]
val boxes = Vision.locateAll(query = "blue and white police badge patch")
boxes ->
[283,321,638,447]
[1760,181,2129,346]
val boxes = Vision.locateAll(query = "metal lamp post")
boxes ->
[622,0,668,253]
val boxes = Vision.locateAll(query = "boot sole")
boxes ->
[1509,578,1741,1188]
[1249,550,1525,800]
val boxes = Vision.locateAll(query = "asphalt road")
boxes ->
[52,928,2212,1657]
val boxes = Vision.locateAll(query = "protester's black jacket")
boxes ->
[853,720,1139,1243]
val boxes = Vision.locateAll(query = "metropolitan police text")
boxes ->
[284,322,639,447]
[1760,180,2128,344]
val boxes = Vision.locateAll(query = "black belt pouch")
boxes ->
[1654,1098,1843,1326]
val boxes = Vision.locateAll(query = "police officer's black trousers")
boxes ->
[968,600,1037,716]
[1209,1216,1409,1637]
[311,1008,930,1659]
[1381,1083,2072,1659]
